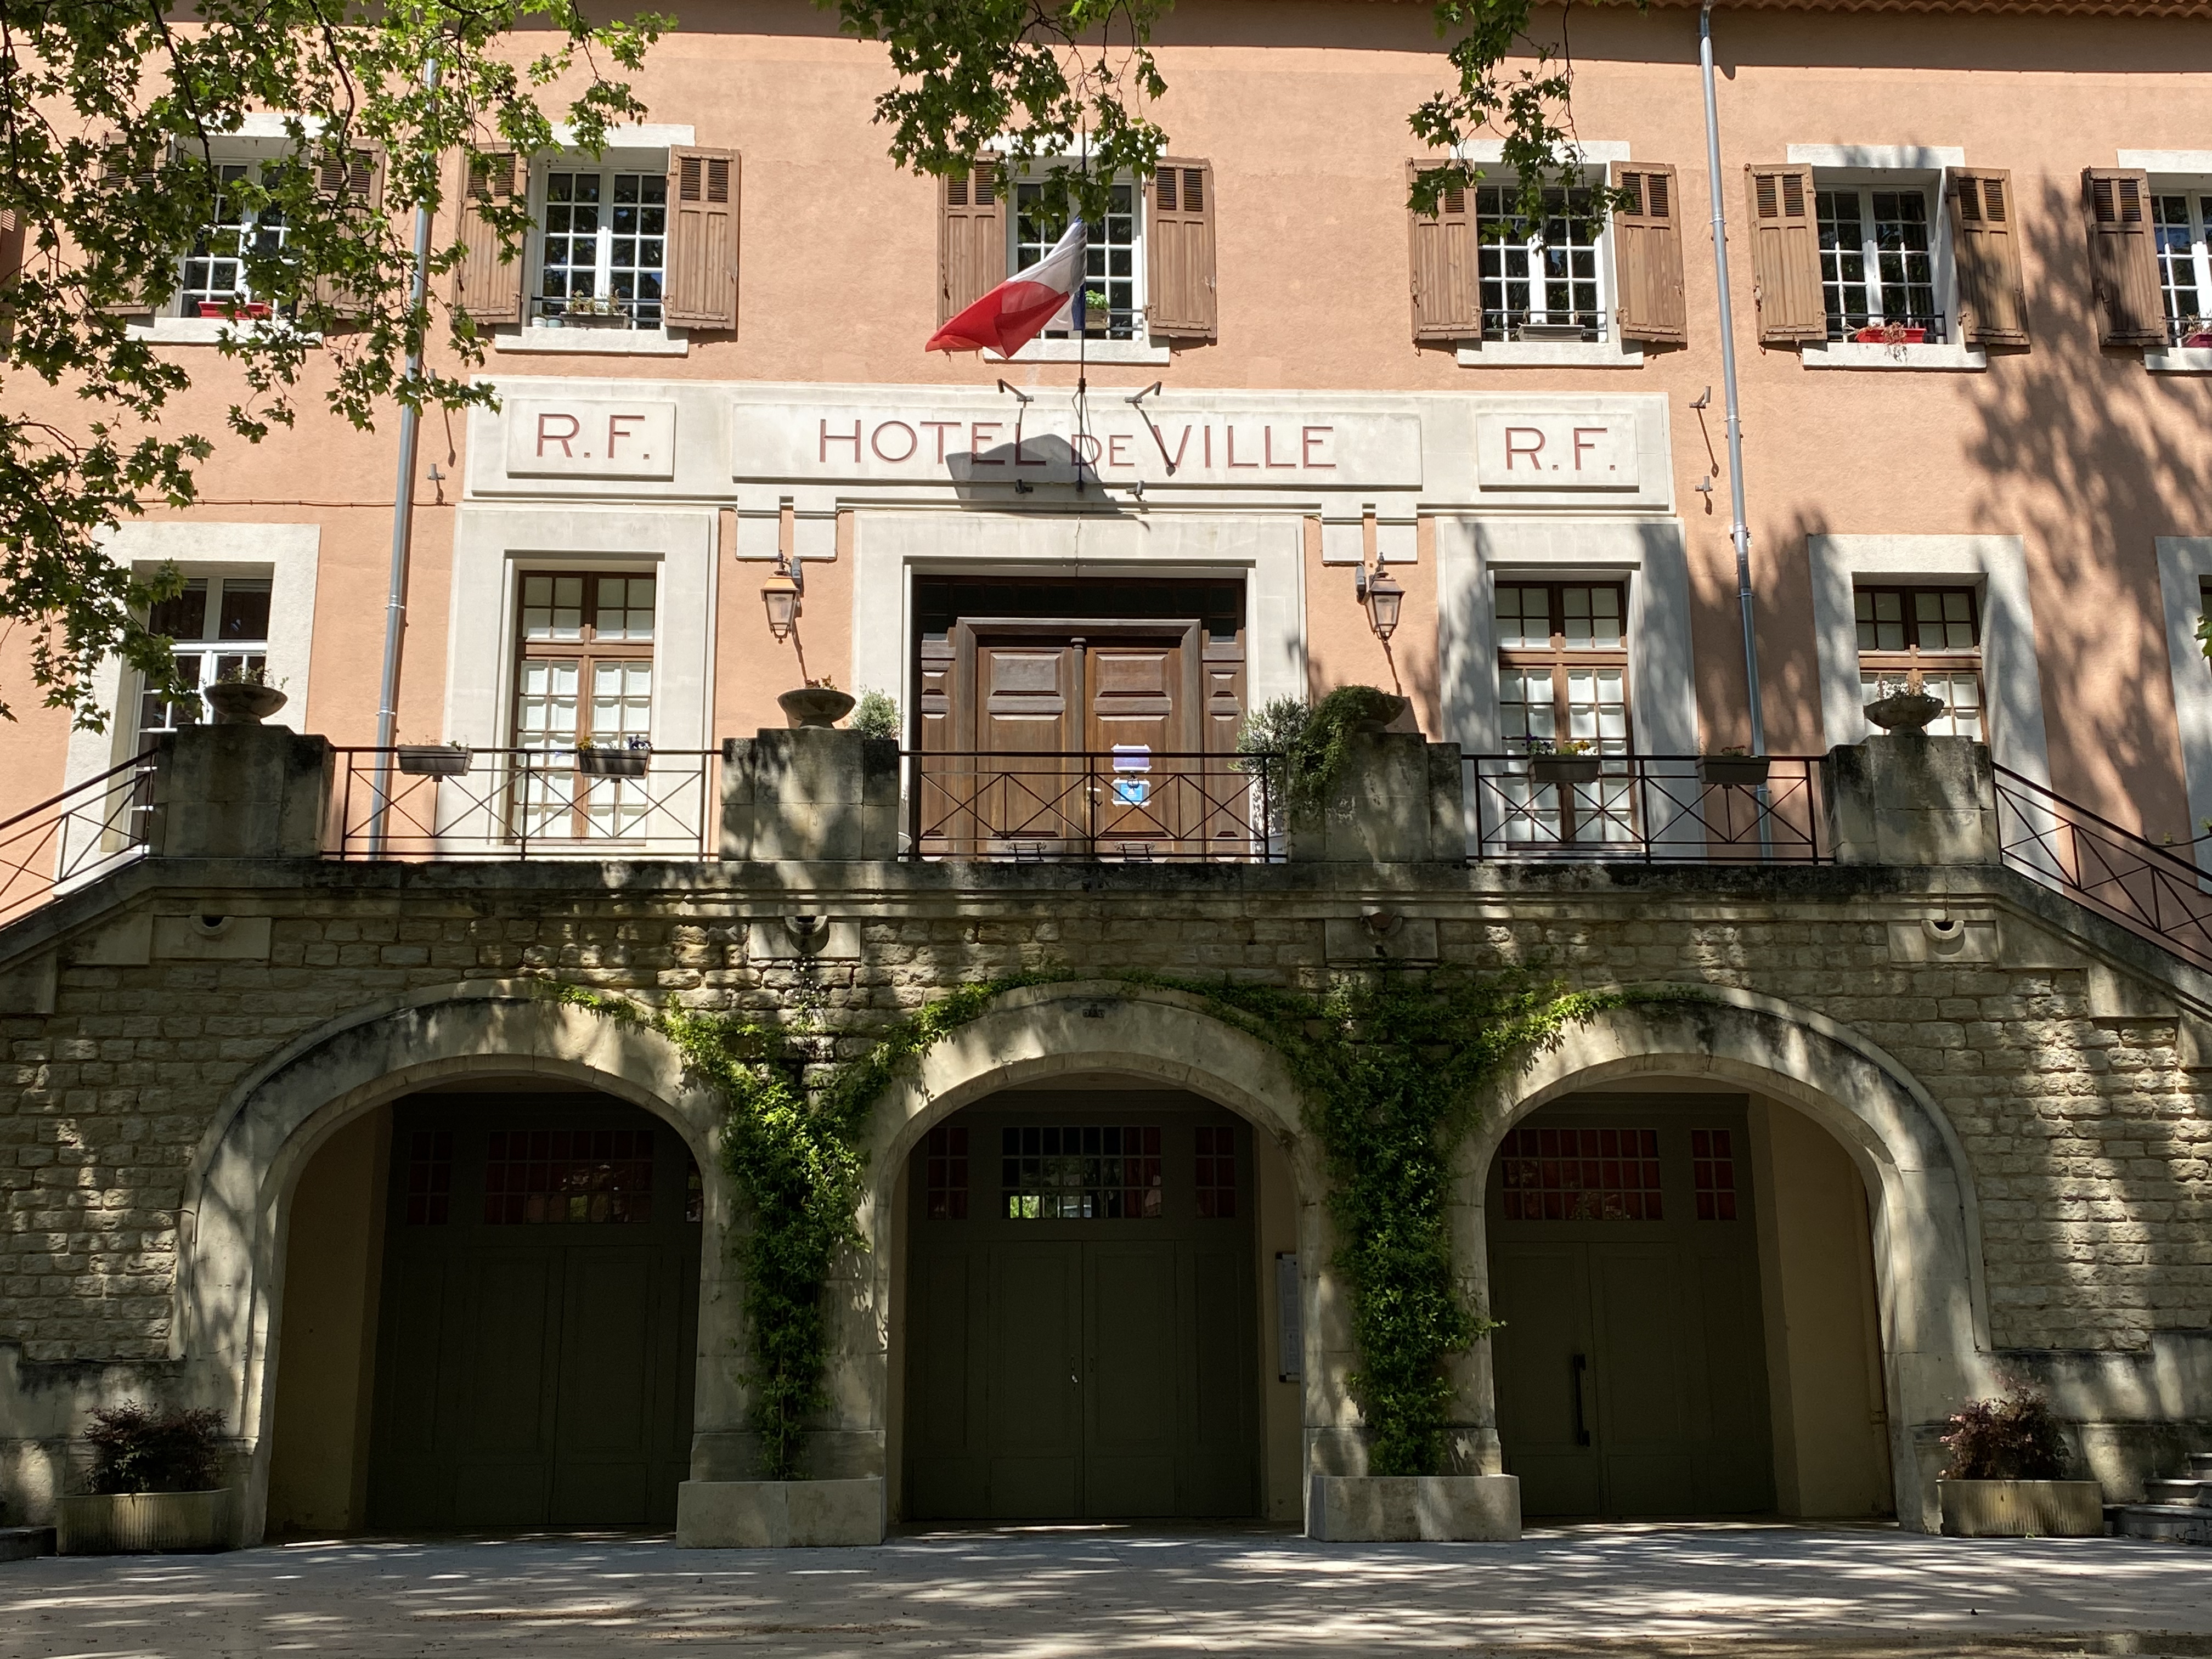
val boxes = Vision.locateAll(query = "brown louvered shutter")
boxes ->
[1611,161,1686,345]
[451,146,525,326]
[2081,167,2165,347]
[1408,162,1479,344]
[1947,167,2029,347]
[0,208,22,291]
[1146,157,1217,342]
[664,146,738,330]
[1744,164,1824,343]
[97,134,165,314]
[938,161,1006,323]
[311,148,385,320]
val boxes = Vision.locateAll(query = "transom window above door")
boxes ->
[1855,584,1984,740]
[1816,185,1942,342]
[537,168,668,328]
[139,575,273,733]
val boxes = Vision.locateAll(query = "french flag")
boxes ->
[927,218,1088,357]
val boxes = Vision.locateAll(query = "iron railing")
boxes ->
[0,751,160,927]
[904,750,1278,862]
[328,747,719,860]
[1993,765,2212,974]
[1466,754,1828,864]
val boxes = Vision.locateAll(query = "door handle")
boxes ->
[1571,1353,1593,1447]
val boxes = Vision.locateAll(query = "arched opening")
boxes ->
[893,1071,1300,1524]
[1485,1081,1894,1522]
[266,1079,704,1533]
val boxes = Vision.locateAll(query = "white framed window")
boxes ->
[2152,191,2212,345]
[1854,584,1985,740]
[1816,185,1941,342]
[1476,182,1606,343]
[177,162,291,318]
[139,575,274,732]
[512,570,657,840]
[533,166,669,330]
[1012,176,1142,342]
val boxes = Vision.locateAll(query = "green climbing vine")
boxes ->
[552,966,1673,1482]
[1237,683,1406,817]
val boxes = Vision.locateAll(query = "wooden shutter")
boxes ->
[2081,167,2165,347]
[664,146,738,330]
[1947,167,2029,347]
[311,147,385,320]
[0,208,22,290]
[1743,164,1824,343]
[96,134,163,315]
[450,146,524,326]
[1407,161,1479,344]
[938,160,1005,323]
[1611,161,1686,345]
[1146,157,1216,342]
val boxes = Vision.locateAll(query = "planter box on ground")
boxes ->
[1307,1474,1520,1542]
[1937,1478,2103,1537]
[58,1490,235,1554]
[676,1477,884,1547]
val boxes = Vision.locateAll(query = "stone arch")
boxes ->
[1463,985,1993,1532]
[857,980,1340,1518]
[176,980,730,1543]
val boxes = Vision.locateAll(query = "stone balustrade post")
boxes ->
[144,725,335,860]
[1820,735,2001,867]
[1287,730,1466,864]
[719,729,900,861]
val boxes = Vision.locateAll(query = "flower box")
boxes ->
[2183,331,2212,349]
[1528,755,1602,786]
[58,1489,235,1554]
[197,302,272,321]
[576,746,650,777]
[397,746,471,777]
[1852,325,1928,345]
[1938,1478,2103,1538]
[1699,755,1771,787]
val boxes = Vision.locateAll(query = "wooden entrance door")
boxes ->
[926,620,1210,855]
[367,1095,701,1530]
[904,1102,1260,1519]
[1486,1097,1775,1518]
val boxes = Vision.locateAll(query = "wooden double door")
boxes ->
[903,1104,1260,1519]
[915,618,1245,855]
[1486,1098,1776,1517]
[367,1095,701,1531]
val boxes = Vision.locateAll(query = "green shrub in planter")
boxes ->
[59,1405,235,1554]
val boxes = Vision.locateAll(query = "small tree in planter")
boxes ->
[59,1404,236,1554]
[1937,1388,2101,1537]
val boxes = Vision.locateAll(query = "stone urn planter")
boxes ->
[202,680,287,726]
[1349,693,1412,735]
[1864,689,1945,733]
[779,687,857,730]
[1938,1478,2104,1538]
[58,1489,235,1554]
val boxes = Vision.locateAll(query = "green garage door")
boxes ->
[904,1101,1259,1520]
[1487,1096,1775,1518]
[368,1094,701,1530]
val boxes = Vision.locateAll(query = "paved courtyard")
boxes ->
[2,1523,2208,1658]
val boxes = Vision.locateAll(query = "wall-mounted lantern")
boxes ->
[761,555,802,642]
[1356,557,1404,642]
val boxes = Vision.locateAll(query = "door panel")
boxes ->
[1592,1246,1695,1515]
[550,1250,657,1524]
[1183,1245,1257,1516]
[1490,1244,1602,1516]
[1085,640,1189,848]
[1085,1243,1180,1516]
[975,642,1080,849]
[987,1242,1082,1516]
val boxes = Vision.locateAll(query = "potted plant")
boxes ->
[58,1404,235,1554]
[201,662,287,725]
[1699,745,1771,787]
[779,676,857,730]
[2178,315,2212,349]
[1852,320,1928,346]
[576,735,651,777]
[849,689,901,741]
[197,300,272,321]
[397,740,472,777]
[1936,1388,2102,1538]
[1527,738,1601,786]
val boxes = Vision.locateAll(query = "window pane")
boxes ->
[149,580,210,641]
[2153,195,2201,329]
[217,579,272,641]
[1496,585,1550,648]
[1816,189,1871,336]
[1869,190,1936,328]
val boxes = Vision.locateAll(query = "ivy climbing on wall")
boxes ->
[551,966,1660,1482]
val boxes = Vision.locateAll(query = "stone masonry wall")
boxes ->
[1,856,2208,1367]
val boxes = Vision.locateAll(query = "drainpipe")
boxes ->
[1700,0,1767,757]
[370,58,442,855]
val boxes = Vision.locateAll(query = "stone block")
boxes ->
[1290,733,1465,864]
[1323,913,1440,964]
[675,1477,884,1548]
[1823,737,1998,867]
[0,955,57,1017]
[720,731,899,861]
[151,916,273,962]
[1306,1474,1520,1542]
[145,727,334,860]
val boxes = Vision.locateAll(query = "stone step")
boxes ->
[2113,1503,2212,1545]
[2143,1478,2212,1507]
[0,1526,54,1561]
[2190,1451,2212,1479]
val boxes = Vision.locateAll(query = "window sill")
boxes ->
[988,337,1172,365]
[1454,341,1644,369]
[492,326,691,357]
[2145,345,2212,374]
[128,316,319,345]
[1799,340,1987,371]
